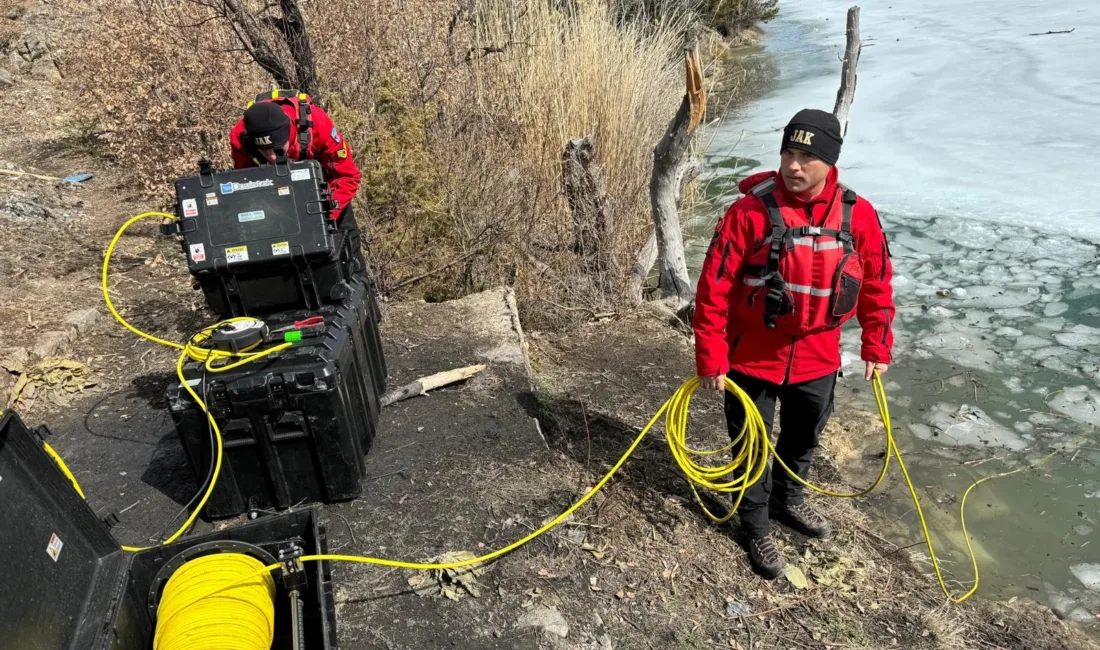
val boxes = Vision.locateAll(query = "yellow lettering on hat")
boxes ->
[791,129,815,145]
[254,135,273,146]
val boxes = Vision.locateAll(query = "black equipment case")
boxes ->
[0,411,338,650]
[165,284,381,519]
[171,158,355,317]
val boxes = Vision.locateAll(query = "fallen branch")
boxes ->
[380,364,488,407]
[1029,28,1074,36]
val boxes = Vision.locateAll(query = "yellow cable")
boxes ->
[153,553,275,650]
[88,210,1033,612]
[43,441,85,499]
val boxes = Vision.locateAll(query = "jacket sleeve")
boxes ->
[693,202,750,377]
[310,107,362,216]
[853,202,895,364]
[229,121,255,170]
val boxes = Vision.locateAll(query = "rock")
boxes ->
[64,308,99,334]
[8,347,29,365]
[32,331,69,358]
[7,6,25,19]
[517,605,569,638]
[0,68,13,87]
[30,58,60,83]
[9,50,27,73]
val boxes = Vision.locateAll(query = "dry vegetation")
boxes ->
[54,0,776,329]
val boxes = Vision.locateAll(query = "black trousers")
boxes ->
[724,370,837,538]
[335,204,367,279]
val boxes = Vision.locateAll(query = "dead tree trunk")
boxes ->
[832,6,861,137]
[648,44,706,308]
[215,0,321,101]
[630,159,698,303]
[562,135,614,284]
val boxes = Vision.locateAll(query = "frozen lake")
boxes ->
[689,0,1100,617]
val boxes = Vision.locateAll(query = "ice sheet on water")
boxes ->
[1049,386,1100,428]
[998,307,1033,320]
[907,423,935,442]
[963,310,993,329]
[995,327,1023,337]
[926,403,1028,451]
[1013,421,1034,433]
[953,285,1040,309]
[1055,332,1100,349]
[1071,564,1100,593]
[1083,307,1100,317]
[1003,376,1025,394]
[925,306,954,321]
[892,232,944,256]
[1016,335,1052,350]
[1037,318,1066,331]
[1028,412,1062,428]
[1045,302,1070,317]
[915,331,999,373]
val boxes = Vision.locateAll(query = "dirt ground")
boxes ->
[2,1,1100,649]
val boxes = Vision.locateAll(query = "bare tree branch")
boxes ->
[832,6,861,138]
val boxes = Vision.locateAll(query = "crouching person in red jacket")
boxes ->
[693,109,895,579]
[229,90,366,275]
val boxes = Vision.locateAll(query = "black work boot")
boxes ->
[747,534,787,580]
[772,501,832,539]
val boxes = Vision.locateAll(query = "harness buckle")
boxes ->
[804,226,822,236]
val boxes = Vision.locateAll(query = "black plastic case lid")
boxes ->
[0,411,126,650]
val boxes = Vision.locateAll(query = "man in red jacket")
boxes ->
[693,108,895,578]
[229,90,366,274]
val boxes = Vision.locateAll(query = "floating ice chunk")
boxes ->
[893,232,943,256]
[1072,564,1100,593]
[907,423,935,441]
[1016,335,1052,350]
[1027,412,1062,427]
[1003,376,1025,393]
[1075,525,1093,536]
[1055,332,1100,348]
[955,285,1040,309]
[1037,318,1066,331]
[894,395,912,409]
[950,288,968,298]
[1049,386,1100,427]
[926,306,954,321]
[1013,421,1034,433]
[916,331,1000,373]
[1045,302,1070,317]
[926,403,1028,450]
[839,349,861,370]
[1083,307,1100,317]
[891,275,911,288]
[998,307,1033,319]
[1047,582,1098,623]
[995,327,1023,338]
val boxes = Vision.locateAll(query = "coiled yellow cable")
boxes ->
[153,553,275,650]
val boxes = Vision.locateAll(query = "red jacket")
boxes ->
[229,102,362,215]
[693,168,895,384]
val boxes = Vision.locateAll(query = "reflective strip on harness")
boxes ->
[763,236,845,251]
[744,277,833,296]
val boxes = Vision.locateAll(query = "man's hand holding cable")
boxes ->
[700,375,725,391]
[864,361,888,381]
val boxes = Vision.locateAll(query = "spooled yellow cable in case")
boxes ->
[153,553,276,650]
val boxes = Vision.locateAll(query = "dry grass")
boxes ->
[60,0,692,325]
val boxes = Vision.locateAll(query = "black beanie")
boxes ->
[781,109,843,165]
[243,102,292,150]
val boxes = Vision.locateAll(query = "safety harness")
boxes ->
[749,178,858,329]
[245,89,314,161]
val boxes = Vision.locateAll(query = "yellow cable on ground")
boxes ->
[153,553,275,650]
[79,210,1037,618]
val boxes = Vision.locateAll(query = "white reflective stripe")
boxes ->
[762,236,842,251]
[742,277,832,296]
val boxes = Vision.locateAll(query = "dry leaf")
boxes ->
[785,565,810,590]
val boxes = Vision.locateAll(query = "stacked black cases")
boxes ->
[166,308,374,519]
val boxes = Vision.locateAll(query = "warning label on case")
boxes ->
[182,198,198,218]
[226,246,249,264]
[189,243,206,262]
[278,186,290,196]
[47,533,64,562]
[272,241,290,256]
[205,192,218,206]
[290,169,311,182]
